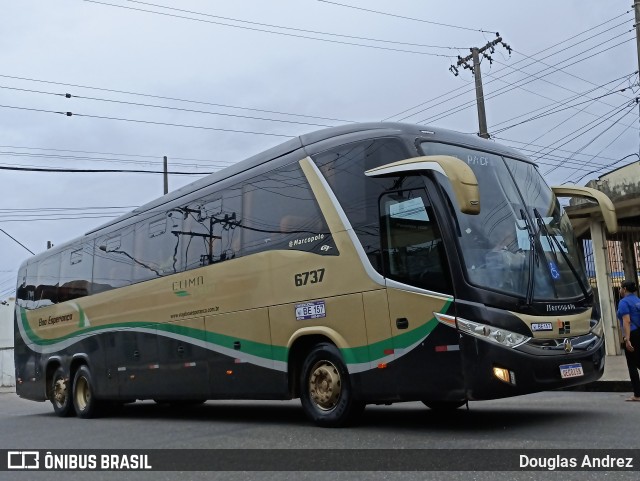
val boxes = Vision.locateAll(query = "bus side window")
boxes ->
[93,226,135,291]
[241,163,329,255]
[133,213,182,282]
[16,263,37,310]
[35,253,61,307]
[313,137,412,272]
[380,189,452,294]
[59,242,93,302]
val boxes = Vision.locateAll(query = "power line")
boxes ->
[570,153,640,184]
[0,206,137,212]
[123,0,469,50]
[0,73,354,123]
[0,84,338,128]
[0,143,236,165]
[488,72,637,132]
[490,85,635,136]
[316,0,495,33]
[539,101,637,174]
[0,165,212,175]
[83,0,457,58]
[0,228,35,255]
[383,12,632,121]
[493,136,634,164]
[416,34,636,125]
[0,103,296,137]
[0,151,235,170]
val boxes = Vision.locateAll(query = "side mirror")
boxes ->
[551,185,617,233]
[365,155,480,214]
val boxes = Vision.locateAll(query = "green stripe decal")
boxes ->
[20,298,452,365]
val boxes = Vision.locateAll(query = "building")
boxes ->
[0,298,15,386]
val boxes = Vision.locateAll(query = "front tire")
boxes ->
[300,343,364,427]
[72,365,102,419]
[50,367,74,417]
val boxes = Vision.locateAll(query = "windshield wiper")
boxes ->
[520,209,537,306]
[533,208,589,299]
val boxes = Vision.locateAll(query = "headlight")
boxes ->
[589,317,604,338]
[456,317,530,348]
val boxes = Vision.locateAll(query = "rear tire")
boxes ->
[50,367,74,417]
[72,365,103,419]
[300,343,364,427]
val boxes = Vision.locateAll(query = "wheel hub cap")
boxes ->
[309,361,341,411]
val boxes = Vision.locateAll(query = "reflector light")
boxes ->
[226,370,233,375]
[377,363,388,369]
[383,349,394,355]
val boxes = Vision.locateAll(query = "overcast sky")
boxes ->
[0,0,637,299]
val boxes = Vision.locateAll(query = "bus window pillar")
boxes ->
[590,218,620,355]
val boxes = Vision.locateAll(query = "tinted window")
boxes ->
[93,225,135,291]
[16,263,37,309]
[380,189,452,293]
[313,138,411,271]
[59,242,94,302]
[241,162,331,255]
[133,212,183,282]
[35,254,60,306]
[180,185,242,271]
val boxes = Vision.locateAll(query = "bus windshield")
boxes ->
[420,142,589,301]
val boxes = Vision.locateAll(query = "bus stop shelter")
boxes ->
[564,160,640,356]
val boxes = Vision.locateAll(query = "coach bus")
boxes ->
[14,122,617,427]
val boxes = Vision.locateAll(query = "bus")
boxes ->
[14,122,617,427]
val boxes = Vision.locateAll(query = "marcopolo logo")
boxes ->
[7,451,40,470]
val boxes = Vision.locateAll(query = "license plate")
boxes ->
[295,300,326,321]
[559,363,584,379]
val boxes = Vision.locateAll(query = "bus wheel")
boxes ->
[422,400,466,410]
[50,367,74,417]
[300,343,364,427]
[72,365,102,419]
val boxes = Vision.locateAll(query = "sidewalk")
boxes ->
[567,354,633,392]
[0,355,634,396]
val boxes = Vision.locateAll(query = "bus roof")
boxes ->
[86,122,534,236]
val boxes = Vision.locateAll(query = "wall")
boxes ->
[0,299,15,386]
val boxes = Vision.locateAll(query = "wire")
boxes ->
[0,85,338,128]
[124,0,469,50]
[0,228,35,255]
[488,72,637,131]
[0,165,211,175]
[384,13,632,121]
[0,103,296,137]
[0,143,236,165]
[570,153,640,184]
[0,74,354,123]
[83,0,457,58]
[416,34,636,125]
[316,0,495,33]
[490,86,634,135]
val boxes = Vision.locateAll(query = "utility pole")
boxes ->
[450,34,512,139]
[163,156,168,195]
[634,2,640,74]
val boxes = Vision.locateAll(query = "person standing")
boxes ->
[617,280,640,402]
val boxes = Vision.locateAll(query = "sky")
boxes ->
[0,0,638,300]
